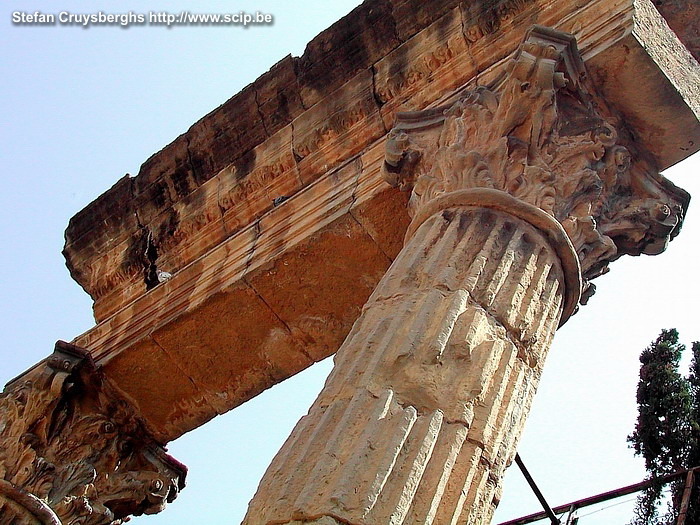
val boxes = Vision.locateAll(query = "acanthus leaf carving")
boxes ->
[0,341,186,524]
[383,25,689,306]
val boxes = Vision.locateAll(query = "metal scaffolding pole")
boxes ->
[498,466,700,525]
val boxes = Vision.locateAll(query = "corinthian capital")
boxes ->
[383,25,689,304]
[0,341,186,524]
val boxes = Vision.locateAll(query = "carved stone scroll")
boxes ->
[0,341,186,525]
[384,25,689,304]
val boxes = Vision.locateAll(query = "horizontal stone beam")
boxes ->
[55,0,699,442]
[75,152,409,442]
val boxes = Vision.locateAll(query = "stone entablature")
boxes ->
[1,1,698,523]
[57,0,698,442]
[64,0,698,325]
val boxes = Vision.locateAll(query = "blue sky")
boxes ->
[2,2,699,523]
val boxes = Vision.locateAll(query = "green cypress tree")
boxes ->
[628,329,698,524]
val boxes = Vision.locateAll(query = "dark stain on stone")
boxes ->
[457,210,472,238]
[234,149,257,182]
[442,209,455,223]
[171,163,193,199]
[158,211,180,241]
[144,231,160,291]
[295,0,399,101]
[273,92,291,128]
[150,181,169,210]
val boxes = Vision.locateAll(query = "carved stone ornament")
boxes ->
[0,341,186,524]
[383,25,689,305]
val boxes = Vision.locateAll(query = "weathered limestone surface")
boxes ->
[54,0,699,444]
[245,205,570,524]
[0,342,186,524]
[1,0,696,522]
[652,0,700,61]
[65,0,699,323]
[242,26,688,524]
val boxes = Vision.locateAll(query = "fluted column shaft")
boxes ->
[245,200,572,525]
[245,25,690,525]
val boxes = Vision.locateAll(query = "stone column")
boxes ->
[244,26,688,525]
[0,341,186,525]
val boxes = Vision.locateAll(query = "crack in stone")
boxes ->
[467,435,487,450]
[367,379,474,426]
[290,119,304,164]
[148,334,219,416]
[364,284,540,365]
[369,64,388,134]
[243,220,262,275]
[348,157,362,211]
[149,335,196,389]
[292,57,310,112]
[443,414,472,426]
[134,208,144,230]
[214,174,227,228]
[457,2,468,45]
[365,291,412,309]
[348,209,394,265]
[185,135,202,183]
[133,208,154,292]
[143,230,160,291]
[346,155,394,264]
[242,276,315,364]
[461,292,536,363]
[254,87,271,137]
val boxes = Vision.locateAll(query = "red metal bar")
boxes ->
[498,466,700,525]
[514,453,560,525]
